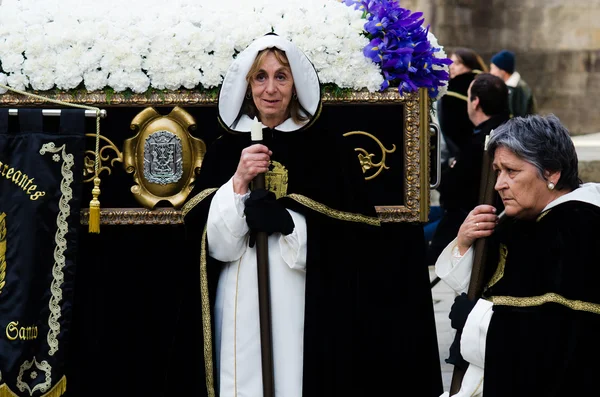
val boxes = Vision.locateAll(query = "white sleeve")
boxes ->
[442,364,484,397]
[461,299,493,368]
[434,238,474,294]
[207,178,250,262]
[278,209,307,271]
[438,302,490,397]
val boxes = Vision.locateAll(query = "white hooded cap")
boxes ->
[218,33,321,132]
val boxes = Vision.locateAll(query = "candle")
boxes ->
[251,116,263,142]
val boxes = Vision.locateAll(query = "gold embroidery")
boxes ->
[286,194,380,226]
[40,142,74,356]
[16,356,52,395]
[0,213,6,295]
[0,159,47,200]
[265,161,288,199]
[181,188,219,218]
[486,244,507,290]
[200,227,215,397]
[5,321,38,341]
[491,292,600,315]
[536,209,551,222]
[342,131,397,180]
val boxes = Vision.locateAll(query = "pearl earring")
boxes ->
[547,182,555,190]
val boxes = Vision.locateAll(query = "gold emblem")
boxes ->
[123,106,206,209]
[265,161,288,199]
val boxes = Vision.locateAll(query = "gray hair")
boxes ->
[487,114,581,191]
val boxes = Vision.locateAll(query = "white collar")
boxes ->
[543,182,600,211]
[235,114,306,132]
[505,71,521,88]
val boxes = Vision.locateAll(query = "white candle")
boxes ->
[251,116,263,142]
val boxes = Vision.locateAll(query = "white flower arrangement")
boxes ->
[0,0,448,98]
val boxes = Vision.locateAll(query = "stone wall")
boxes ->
[404,0,600,135]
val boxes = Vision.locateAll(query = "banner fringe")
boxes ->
[0,383,18,397]
[0,376,67,397]
[41,376,67,397]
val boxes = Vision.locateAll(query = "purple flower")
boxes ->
[344,0,451,95]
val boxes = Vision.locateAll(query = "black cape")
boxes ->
[182,115,391,396]
[482,199,600,396]
[437,71,478,155]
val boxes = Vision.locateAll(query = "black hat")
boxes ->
[491,50,515,74]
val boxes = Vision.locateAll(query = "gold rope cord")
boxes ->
[286,193,381,226]
[491,292,600,314]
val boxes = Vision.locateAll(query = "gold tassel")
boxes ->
[88,176,101,234]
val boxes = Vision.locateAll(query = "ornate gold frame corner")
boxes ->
[370,88,429,223]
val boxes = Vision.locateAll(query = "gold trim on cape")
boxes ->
[200,226,215,397]
[490,292,600,315]
[485,244,507,290]
[286,194,380,226]
[444,91,468,101]
[181,188,219,218]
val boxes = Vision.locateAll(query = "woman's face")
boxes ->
[493,147,559,219]
[250,52,295,128]
[449,54,470,79]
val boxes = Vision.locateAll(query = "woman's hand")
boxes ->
[232,144,272,194]
[456,205,499,255]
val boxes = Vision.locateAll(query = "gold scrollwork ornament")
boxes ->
[83,135,123,183]
[123,106,206,209]
[342,131,396,180]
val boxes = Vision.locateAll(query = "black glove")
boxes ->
[244,189,294,247]
[448,292,478,331]
[445,331,469,370]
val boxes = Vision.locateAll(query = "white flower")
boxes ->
[0,0,445,95]
[428,31,450,101]
[6,72,29,91]
[0,73,8,94]
[83,70,108,92]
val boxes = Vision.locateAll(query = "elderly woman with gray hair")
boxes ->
[435,114,600,397]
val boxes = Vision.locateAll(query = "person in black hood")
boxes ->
[437,47,488,164]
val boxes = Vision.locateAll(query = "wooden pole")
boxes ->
[251,119,275,397]
[253,172,275,397]
[449,134,497,395]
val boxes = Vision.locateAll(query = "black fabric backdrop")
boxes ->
[63,104,442,397]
